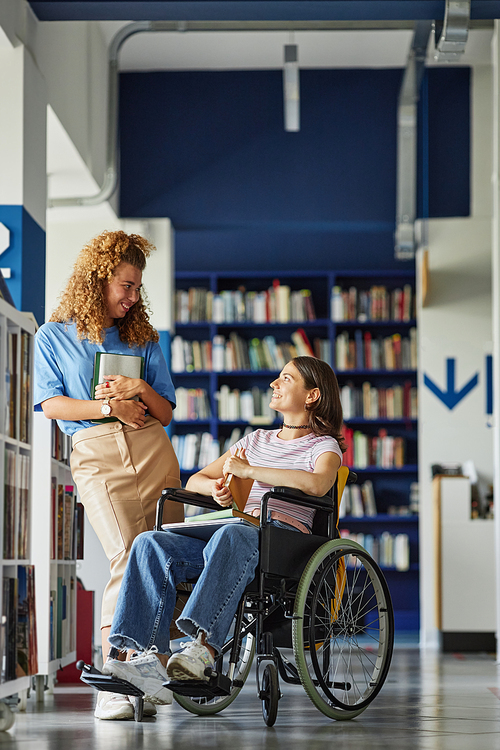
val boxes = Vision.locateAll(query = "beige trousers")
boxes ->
[70,416,182,629]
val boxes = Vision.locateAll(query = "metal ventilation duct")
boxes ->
[394,21,432,260]
[434,0,471,62]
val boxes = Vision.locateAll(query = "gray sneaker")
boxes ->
[102,649,173,705]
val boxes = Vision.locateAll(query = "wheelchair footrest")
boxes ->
[164,671,232,698]
[77,662,145,698]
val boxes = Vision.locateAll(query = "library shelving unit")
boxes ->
[31,414,78,700]
[172,269,419,632]
[0,299,36,730]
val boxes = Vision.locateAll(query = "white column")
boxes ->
[0,42,47,324]
[491,21,500,661]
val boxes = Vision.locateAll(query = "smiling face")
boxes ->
[269,361,319,420]
[103,262,142,327]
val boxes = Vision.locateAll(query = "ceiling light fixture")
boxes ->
[283,44,300,132]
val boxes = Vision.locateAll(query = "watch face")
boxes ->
[101,403,111,416]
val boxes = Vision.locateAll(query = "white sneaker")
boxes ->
[166,634,215,682]
[102,648,173,705]
[143,701,157,717]
[94,691,134,720]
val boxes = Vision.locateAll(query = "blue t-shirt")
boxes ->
[34,321,176,436]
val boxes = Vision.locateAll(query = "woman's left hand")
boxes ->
[223,448,252,479]
[95,375,142,401]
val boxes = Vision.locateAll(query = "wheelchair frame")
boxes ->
[78,467,394,726]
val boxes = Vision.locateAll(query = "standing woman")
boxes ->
[34,230,183,720]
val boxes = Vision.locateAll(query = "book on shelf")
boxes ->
[90,352,144,423]
[340,381,417,420]
[330,284,414,323]
[19,332,31,444]
[176,283,317,324]
[5,331,17,439]
[3,450,16,560]
[174,387,211,421]
[75,502,85,559]
[339,529,410,571]
[51,421,72,464]
[17,454,30,560]
[16,565,38,678]
[216,385,275,423]
[1,576,17,682]
[335,328,417,371]
[341,426,406,469]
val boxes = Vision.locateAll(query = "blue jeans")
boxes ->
[108,519,300,655]
[108,523,261,654]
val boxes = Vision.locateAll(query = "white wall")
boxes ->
[418,64,494,648]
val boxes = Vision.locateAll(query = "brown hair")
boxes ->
[291,356,346,453]
[50,230,159,346]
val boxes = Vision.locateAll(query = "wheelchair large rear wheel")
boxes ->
[292,538,394,721]
[174,614,255,715]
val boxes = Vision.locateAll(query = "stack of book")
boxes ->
[342,427,406,469]
[331,284,414,322]
[176,283,317,324]
[216,385,276,422]
[174,388,211,421]
[339,530,410,571]
[335,328,417,371]
[340,381,417,420]
[1,565,38,682]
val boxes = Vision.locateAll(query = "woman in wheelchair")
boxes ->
[101,356,346,707]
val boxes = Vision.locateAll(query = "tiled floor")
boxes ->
[2,648,500,748]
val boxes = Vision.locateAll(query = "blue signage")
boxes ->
[424,358,479,410]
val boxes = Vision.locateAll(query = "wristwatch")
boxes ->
[100,397,112,417]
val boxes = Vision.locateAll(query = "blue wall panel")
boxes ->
[0,206,46,325]
[119,66,469,272]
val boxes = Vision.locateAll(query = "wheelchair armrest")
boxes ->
[263,487,335,512]
[154,488,220,530]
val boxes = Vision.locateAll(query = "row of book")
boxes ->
[175,388,212,421]
[335,329,417,371]
[339,480,377,517]
[172,427,251,474]
[1,565,38,682]
[342,427,407,469]
[176,283,317,324]
[4,331,31,443]
[339,530,411,571]
[49,574,76,661]
[51,421,72,465]
[4,451,30,561]
[216,386,276,423]
[51,481,84,561]
[331,284,414,322]
[172,329,320,374]
[340,381,418,420]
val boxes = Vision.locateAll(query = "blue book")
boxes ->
[354,329,364,369]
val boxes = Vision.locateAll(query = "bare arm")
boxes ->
[94,375,173,426]
[41,395,147,429]
[186,448,342,508]
[185,451,233,506]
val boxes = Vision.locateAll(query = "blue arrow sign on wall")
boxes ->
[424,358,479,410]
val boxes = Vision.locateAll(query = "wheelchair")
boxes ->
[79,466,394,726]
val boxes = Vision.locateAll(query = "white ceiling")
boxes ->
[98,24,493,69]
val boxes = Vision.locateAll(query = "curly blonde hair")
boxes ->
[50,230,159,346]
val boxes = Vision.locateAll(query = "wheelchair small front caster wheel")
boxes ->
[134,696,144,722]
[261,663,279,727]
[0,702,14,732]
